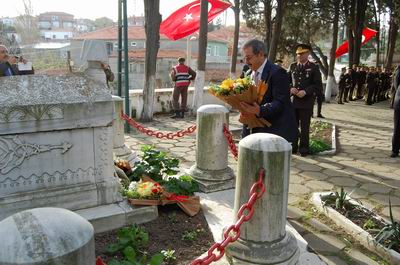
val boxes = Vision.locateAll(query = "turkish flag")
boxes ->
[160,0,231,41]
[335,27,377,58]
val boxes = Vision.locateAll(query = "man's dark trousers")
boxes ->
[293,108,313,155]
[393,109,400,155]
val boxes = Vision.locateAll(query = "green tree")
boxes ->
[94,17,115,29]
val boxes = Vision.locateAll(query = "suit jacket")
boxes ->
[288,61,322,109]
[393,67,400,110]
[0,62,17,77]
[246,60,297,143]
[393,66,400,93]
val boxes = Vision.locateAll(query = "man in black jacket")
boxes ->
[391,65,400,158]
[239,39,297,144]
[0,45,17,77]
[288,44,323,156]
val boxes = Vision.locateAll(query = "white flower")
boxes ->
[128,181,138,191]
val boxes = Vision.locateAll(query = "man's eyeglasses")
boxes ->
[0,50,7,54]
[244,54,255,61]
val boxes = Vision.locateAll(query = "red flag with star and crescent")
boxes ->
[160,0,231,41]
[335,27,377,58]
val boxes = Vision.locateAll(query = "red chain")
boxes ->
[190,169,266,265]
[223,124,238,160]
[121,113,196,139]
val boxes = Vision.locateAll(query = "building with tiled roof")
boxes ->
[38,11,75,41]
[70,25,232,89]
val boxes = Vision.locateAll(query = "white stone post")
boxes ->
[188,104,235,192]
[113,95,138,163]
[226,133,299,264]
[0,207,95,265]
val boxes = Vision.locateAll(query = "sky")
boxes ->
[1,0,235,25]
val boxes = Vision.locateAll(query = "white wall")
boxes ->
[128,87,228,119]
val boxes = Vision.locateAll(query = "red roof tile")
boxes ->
[110,49,198,60]
[74,25,228,43]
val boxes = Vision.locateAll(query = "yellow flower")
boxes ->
[221,79,235,89]
[137,182,154,197]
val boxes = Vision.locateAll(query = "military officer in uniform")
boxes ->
[288,44,323,156]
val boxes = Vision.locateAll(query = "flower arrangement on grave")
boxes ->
[122,145,201,216]
[125,180,163,200]
[209,76,271,129]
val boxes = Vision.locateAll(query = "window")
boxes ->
[206,46,211,56]
[130,42,137,47]
[214,46,219,56]
[51,16,59,21]
[52,35,56,39]
[64,35,69,39]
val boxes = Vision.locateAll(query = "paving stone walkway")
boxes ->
[125,99,398,264]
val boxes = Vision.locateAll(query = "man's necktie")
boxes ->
[254,71,260,85]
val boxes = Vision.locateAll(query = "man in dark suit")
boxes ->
[391,65,400,158]
[239,39,297,144]
[288,44,323,156]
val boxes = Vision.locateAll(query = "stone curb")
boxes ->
[310,192,400,264]
[318,124,336,155]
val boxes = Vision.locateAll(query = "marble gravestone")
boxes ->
[0,74,121,221]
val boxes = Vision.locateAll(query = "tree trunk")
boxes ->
[326,0,341,102]
[344,0,355,67]
[385,15,398,68]
[352,0,367,65]
[230,0,240,77]
[268,0,286,62]
[263,0,272,54]
[192,0,208,112]
[372,0,381,67]
[310,48,328,79]
[141,0,161,121]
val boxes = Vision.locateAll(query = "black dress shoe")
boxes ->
[317,114,325,118]
[390,153,399,158]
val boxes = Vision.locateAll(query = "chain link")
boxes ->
[223,124,238,160]
[121,113,196,140]
[190,168,266,265]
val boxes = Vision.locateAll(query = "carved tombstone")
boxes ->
[0,74,121,221]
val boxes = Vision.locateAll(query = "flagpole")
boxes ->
[123,0,130,133]
[117,0,122,97]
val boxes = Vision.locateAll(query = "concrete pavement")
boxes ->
[124,99,397,264]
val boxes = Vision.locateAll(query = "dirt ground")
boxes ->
[95,204,214,265]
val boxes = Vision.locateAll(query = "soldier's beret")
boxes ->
[295,44,312,54]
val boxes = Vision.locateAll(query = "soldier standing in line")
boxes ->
[366,66,378,105]
[356,66,367,100]
[338,67,352,104]
[374,66,383,102]
[288,44,323,157]
[348,64,359,101]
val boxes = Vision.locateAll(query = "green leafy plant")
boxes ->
[321,187,351,211]
[182,230,198,241]
[309,138,331,154]
[161,249,176,264]
[375,197,400,250]
[106,225,163,265]
[131,145,179,182]
[363,218,378,230]
[162,175,200,196]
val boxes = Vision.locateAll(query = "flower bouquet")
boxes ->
[125,176,200,216]
[209,77,271,129]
